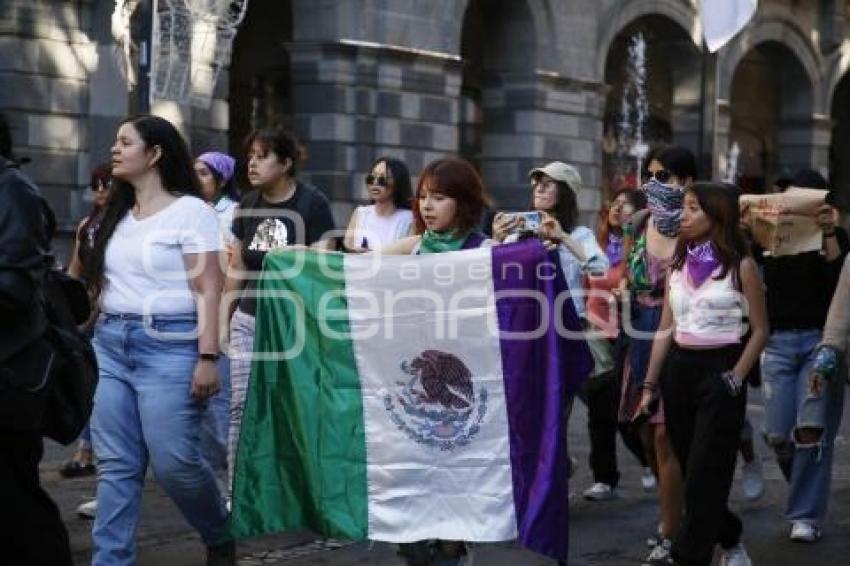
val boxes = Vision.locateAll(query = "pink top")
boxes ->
[668,265,744,347]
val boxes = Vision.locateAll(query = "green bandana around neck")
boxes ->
[418,229,468,254]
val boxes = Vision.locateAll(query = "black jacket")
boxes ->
[0,158,52,362]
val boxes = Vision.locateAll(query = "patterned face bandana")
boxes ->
[642,179,684,237]
[686,240,720,287]
[605,232,623,266]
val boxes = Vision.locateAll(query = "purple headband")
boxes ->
[198,151,235,183]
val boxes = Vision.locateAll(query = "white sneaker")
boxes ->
[741,458,765,501]
[642,538,673,565]
[719,542,752,566]
[641,467,657,492]
[76,499,97,519]
[582,482,616,501]
[646,523,664,548]
[790,521,822,543]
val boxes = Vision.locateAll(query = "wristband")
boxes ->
[641,381,658,391]
[199,352,221,362]
[824,231,836,238]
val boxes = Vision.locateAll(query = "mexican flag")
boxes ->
[229,240,592,561]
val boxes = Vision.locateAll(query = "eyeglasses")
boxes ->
[531,178,557,189]
[649,169,672,184]
[91,179,112,192]
[365,174,389,187]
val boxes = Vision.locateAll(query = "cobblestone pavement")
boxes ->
[45,389,850,565]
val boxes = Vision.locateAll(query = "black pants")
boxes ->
[661,345,746,566]
[580,370,647,487]
[0,431,72,566]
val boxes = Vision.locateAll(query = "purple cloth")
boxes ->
[686,241,720,287]
[491,239,592,562]
[461,232,486,250]
[605,232,623,266]
[198,151,236,183]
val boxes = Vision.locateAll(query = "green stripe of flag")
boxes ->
[230,251,368,540]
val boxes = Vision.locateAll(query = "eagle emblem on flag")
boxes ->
[383,350,488,451]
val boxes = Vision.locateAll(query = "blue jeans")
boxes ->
[761,329,846,526]
[90,313,229,565]
[200,355,231,486]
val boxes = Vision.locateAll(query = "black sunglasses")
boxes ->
[365,174,389,187]
[649,169,672,184]
[91,179,112,192]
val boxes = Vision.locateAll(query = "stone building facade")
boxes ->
[4,0,850,232]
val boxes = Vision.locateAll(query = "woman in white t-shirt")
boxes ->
[344,156,413,250]
[81,115,232,564]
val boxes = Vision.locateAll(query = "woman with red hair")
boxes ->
[381,156,490,255]
[382,156,489,565]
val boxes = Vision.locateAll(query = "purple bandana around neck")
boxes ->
[686,240,720,287]
[198,151,236,183]
[605,232,623,266]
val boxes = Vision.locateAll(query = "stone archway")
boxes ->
[726,42,815,193]
[228,1,293,161]
[601,14,701,194]
[716,17,824,188]
[596,0,700,81]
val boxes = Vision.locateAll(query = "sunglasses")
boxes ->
[648,169,672,184]
[365,174,390,187]
[91,179,112,192]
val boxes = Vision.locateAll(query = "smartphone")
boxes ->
[508,211,543,234]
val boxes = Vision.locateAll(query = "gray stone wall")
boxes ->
[0,0,94,228]
[287,40,463,224]
[4,0,850,234]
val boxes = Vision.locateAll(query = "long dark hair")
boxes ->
[86,162,112,218]
[529,178,578,233]
[82,114,201,294]
[369,156,412,209]
[670,182,749,279]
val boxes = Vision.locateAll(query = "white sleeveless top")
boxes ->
[353,205,413,250]
[668,265,744,347]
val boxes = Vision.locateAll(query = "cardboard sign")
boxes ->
[740,188,827,256]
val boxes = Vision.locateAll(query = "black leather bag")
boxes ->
[40,269,99,444]
[0,270,98,444]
